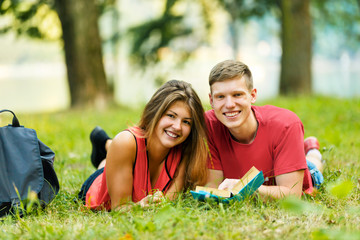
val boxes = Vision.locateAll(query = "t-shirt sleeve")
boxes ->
[273,122,307,176]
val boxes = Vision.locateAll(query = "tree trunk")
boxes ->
[54,0,110,108]
[280,0,312,95]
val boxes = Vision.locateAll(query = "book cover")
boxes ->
[190,166,264,203]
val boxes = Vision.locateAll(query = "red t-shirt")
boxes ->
[85,127,182,210]
[205,105,313,193]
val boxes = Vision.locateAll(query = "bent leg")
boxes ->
[97,139,113,169]
[304,136,324,189]
[304,136,324,173]
[90,126,111,168]
[306,149,323,173]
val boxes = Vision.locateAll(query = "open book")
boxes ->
[190,166,264,203]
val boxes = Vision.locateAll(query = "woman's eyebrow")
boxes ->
[168,110,178,116]
[168,110,192,120]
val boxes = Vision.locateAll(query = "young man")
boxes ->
[205,60,323,199]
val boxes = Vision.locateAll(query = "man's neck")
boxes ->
[228,110,258,144]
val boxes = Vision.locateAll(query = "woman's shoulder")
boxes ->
[112,130,137,149]
[105,130,138,168]
[109,131,136,156]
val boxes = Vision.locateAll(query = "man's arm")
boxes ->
[257,170,304,199]
[217,169,304,200]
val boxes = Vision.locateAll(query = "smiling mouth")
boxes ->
[223,111,240,117]
[165,130,179,138]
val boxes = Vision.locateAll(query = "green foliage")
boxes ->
[217,0,278,21]
[128,13,191,65]
[0,0,118,40]
[1,96,360,239]
[128,0,193,67]
[0,0,54,39]
[127,0,213,71]
[312,0,360,56]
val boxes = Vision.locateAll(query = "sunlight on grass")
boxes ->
[1,96,360,239]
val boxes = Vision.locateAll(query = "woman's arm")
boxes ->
[105,131,136,210]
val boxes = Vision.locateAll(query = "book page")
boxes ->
[195,186,232,198]
[231,166,260,193]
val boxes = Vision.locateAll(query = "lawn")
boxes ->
[1,96,359,240]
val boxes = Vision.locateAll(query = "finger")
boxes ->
[218,182,229,190]
[139,194,152,207]
[153,190,164,198]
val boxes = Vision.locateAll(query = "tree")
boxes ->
[216,0,312,95]
[0,0,112,108]
[279,0,311,95]
[54,0,110,108]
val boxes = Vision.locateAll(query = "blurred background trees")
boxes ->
[0,0,113,108]
[0,0,359,111]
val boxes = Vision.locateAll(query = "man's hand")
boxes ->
[218,178,240,191]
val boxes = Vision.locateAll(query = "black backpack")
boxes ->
[0,109,60,217]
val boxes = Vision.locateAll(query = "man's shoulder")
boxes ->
[205,109,219,122]
[205,110,225,133]
[253,105,302,126]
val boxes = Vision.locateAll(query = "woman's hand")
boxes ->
[138,191,164,207]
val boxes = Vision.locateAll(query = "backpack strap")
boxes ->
[0,109,20,127]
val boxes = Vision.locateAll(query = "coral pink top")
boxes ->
[85,127,182,210]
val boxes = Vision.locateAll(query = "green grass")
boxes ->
[1,96,360,240]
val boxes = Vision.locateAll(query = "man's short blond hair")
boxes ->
[209,60,253,91]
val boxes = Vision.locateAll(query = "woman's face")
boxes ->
[153,101,192,150]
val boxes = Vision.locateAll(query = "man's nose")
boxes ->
[225,96,235,108]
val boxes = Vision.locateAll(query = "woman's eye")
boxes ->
[183,120,191,125]
[167,114,175,118]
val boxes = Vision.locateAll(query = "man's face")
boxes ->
[209,77,257,131]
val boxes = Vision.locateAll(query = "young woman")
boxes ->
[78,80,208,210]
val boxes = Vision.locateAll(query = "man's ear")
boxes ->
[250,88,257,104]
[209,93,214,108]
